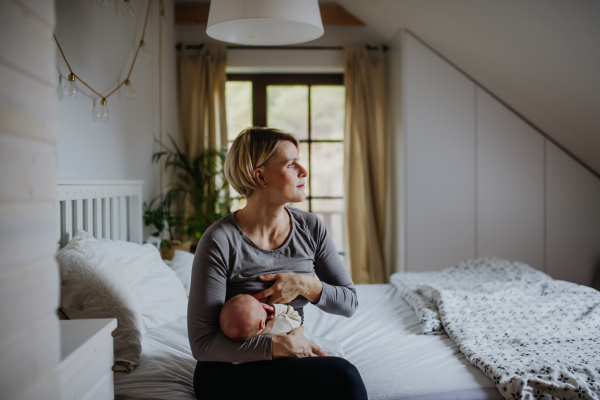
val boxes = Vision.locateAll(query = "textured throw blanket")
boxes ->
[390,257,600,400]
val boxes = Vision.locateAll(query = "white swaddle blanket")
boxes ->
[267,304,345,358]
[304,332,345,358]
[263,304,303,335]
[266,304,345,358]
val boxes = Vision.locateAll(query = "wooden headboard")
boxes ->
[56,180,144,248]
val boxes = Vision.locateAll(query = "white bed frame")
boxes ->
[56,179,144,248]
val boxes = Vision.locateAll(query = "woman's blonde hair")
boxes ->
[224,127,299,197]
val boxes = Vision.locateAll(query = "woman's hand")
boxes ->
[253,273,323,304]
[261,303,275,320]
[272,326,327,358]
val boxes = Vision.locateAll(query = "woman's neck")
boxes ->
[235,198,291,250]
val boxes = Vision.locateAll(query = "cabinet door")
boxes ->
[404,33,476,272]
[546,141,600,286]
[476,88,545,270]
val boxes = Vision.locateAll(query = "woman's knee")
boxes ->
[319,358,368,400]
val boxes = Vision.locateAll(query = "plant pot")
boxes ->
[160,240,192,260]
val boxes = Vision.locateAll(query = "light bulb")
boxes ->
[65,73,78,99]
[122,0,134,17]
[160,10,166,27]
[96,0,110,7]
[123,79,136,99]
[93,98,110,122]
[139,40,150,59]
[57,74,64,101]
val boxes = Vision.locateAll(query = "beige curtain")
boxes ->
[178,45,228,157]
[344,46,388,284]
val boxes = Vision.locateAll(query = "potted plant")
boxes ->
[143,193,189,260]
[144,134,231,259]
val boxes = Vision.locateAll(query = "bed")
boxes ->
[113,283,502,400]
[56,180,599,400]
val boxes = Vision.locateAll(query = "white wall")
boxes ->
[55,0,180,208]
[403,30,476,271]
[476,88,545,271]
[546,142,600,285]
[401,30,600,285]
[0,0,61,398]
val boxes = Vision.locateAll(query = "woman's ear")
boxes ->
[253,167,266,188]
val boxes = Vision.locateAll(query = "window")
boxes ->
[225,74,346,261]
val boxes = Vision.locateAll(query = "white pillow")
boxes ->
[169,250,195,297]
[56,230,144,373]
[98,238,188,330]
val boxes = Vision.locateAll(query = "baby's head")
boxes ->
[220,294,269,341]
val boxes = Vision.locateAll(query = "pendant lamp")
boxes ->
[207,0,324,46]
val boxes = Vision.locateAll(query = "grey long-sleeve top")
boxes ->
[187,206,358,363]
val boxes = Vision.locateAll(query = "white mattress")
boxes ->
[115,284,502,400]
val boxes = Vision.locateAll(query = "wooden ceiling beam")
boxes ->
[320,5,365,26]
[174,4,366,26]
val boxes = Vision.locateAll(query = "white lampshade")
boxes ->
[207,0,324,46]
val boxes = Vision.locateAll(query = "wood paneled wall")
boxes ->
[402,31,600,286]
[0,1,61,398]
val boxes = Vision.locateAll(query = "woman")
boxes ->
[188,127,368,400]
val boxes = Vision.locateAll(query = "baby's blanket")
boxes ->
[390,257,600,400]
[304,332,345,359]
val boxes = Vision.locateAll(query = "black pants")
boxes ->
[194,357,368,400]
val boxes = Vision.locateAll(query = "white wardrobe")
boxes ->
[402,31,600,286]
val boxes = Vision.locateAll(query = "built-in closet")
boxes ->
[401,31,600,286]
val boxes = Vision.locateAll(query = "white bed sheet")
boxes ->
[114,284,502,400]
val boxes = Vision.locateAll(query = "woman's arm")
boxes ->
[187,229,272,363]
[255,272,323,304]
[254,215,358,318]
[310,216,358,317]
[272,326,326,358]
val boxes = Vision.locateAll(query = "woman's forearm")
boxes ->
[311,283,358,317]
[303,275,324,303]
[271,334,291,358]
[188,235,274,362]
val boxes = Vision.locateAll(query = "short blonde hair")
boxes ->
[224,127,299,197]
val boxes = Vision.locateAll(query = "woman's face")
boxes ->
[261,140,307,204]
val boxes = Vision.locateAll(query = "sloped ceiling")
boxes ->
[180,1,599,174]
[332,0,600,175]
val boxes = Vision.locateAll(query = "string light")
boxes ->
[122,79,136,99]
[123,0,135,17]
[64,73,79,99]
[93,99,110,122]
[57,73,79,101]
[160,9,166,27]
[139,40,150,59]
[54,0,153,122]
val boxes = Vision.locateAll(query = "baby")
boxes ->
[220,294,302,342]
